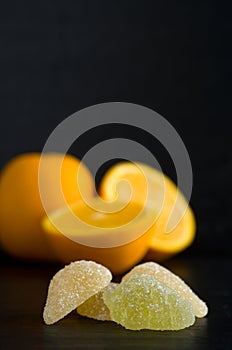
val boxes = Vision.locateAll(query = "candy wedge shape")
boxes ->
[43,260,112,325]
[104,274,195,331]
[122,262,208,318]
[77,283,118,321]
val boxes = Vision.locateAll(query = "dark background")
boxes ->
[1,1,231,256]
[0,2,231,350]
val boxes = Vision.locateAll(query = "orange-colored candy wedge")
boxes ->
[99,162,196,261]
[42,198,155,274]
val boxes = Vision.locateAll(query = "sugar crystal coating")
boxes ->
[103,274,195,330]
[122,262,208,318]
[77,283,118,321]
[43,260,112,325]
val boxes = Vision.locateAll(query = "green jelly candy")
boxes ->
[103,274,195,331]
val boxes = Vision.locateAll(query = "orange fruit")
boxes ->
[99,161,196,260]
[0,153,94,261]
[42,197,155,274]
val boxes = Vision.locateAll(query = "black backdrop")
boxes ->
[0,1,231,257]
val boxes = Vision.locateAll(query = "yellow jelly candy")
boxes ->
[122,262,208,318]
[77,283,118,321]
[103,274,195,331]
[43,260,112,325]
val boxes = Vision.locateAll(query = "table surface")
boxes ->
[0,254,231,350]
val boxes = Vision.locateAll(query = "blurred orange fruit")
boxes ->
[42,197,155,274]
[99,162,196,261]
[0,153,94,261]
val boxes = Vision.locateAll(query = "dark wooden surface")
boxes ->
[1,254,231,350]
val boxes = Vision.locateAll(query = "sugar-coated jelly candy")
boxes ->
[122,262,208,317]
[104,274,195,331]
[43,260,112,325]
[77,283,118,321]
